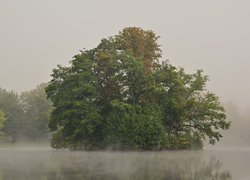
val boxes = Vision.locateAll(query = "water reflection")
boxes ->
[0,147,231,180]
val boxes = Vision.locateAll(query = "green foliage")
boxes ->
[0,84,53,142]
[0,110,11,143]
[105,101,164,150]
[114,27,162,72]
[20,83,53,141]
[154,62,230,148]
[46,27,230,150]
[46,54,104,150]
[0,88,24,141]
[0,111,5,130]
[0,111,6,141]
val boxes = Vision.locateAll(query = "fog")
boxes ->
[1,1,250,179]
[0,147,234,179]
[2,146,250,179]
[1,0,250,110]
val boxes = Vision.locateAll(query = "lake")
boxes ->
[0,146,249,179]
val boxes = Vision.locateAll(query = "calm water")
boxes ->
[0,146,249,180]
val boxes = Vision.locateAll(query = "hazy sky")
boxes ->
[0,0,250,109]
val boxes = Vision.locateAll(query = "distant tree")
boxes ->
[0,88,24,141]
[0,110,10,143]
[0,84,53,142]
[20,83,53,141]
[0,111,4,130]
[46,27,230,150]
[0,111,5,140]
[218,102,250,147]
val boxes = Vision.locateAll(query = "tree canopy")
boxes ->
[20,83,53,141]
[46,27,230,150]
[0,88,24,141]
[0,84,52,142]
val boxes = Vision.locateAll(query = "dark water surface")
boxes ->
[0,146,249,180]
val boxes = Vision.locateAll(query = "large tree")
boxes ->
[46,27,230,150]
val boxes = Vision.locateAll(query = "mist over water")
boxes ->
[2,145,249,180]
[1,1,250,179]
[1,101,248,180]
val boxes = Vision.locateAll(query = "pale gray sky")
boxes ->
[0,0,250,109]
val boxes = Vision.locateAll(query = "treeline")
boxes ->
[0,83,53,143]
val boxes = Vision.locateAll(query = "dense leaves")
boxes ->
[46,27,230,150]
[105,101,164,150]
